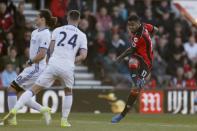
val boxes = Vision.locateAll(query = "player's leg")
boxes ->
[111,57,147,123]
[9,81,43,112]
[59,69,74,127]
[19,66,56,125]
[13,84,43,111]
[7,81,24,111]
[6,81,24,125]
[61,87,72,127]
[13,66,45,112]
[2,66,55,125]
[1,84,43,124]
[8,82,45,113]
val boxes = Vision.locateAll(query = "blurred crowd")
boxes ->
[0,0,197,89]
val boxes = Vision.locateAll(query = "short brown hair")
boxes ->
[68,10,80,21]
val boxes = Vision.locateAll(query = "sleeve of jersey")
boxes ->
[145,23,154,34]
[79,34,88,50]
[39,32,51,49]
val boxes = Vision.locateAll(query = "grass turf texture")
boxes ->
[0,113,197,131]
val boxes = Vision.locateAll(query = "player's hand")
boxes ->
[25,59,33,67]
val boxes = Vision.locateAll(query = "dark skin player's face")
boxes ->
[127,21,141,33]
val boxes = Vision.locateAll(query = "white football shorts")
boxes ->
[35,64,74,89]
[15,64,45,90]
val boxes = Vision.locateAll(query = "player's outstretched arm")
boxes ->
[46,40,55,64]
[116,47,135,62]
[75,49,87,64]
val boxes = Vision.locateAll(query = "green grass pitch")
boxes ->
[0,113,197,131]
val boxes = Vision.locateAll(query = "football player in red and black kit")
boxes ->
[111,14,158,123]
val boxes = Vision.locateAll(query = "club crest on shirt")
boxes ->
[132,42,136,47]
[131,37,138,47]
[133,37,138,42]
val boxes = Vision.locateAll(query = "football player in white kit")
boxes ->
[1,9,56,126]
[2,10,88,127]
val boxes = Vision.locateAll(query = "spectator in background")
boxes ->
[102,49,130,88]
[82,7,97,33]
[96,7,112,32]
[50,0,68,25]
[93,31,108,78]
[126,0,136,11]
[190,25,197,40]
[184,35,197,65]
[5,31,14,55]
[176,16,190,39]
[158,10,172,33]
[0,1,13,55]
[25,20,34,31]
[110,33,126,55]
[23,29,32,48]
[3,46,20,73]
[170,67,186,88]
[111,6,124,27]
[98,0,115,13]
[167,37,186,76]
[5,0,16,15]
[136,0,153,16]
[156,25,167,37]
[79,18,89,34]
[118,2,128,22]
[152,51,170,87]
[13,1,26,56]
[68,0,82,11]
[142,8,157,25]
[1,63,17,88]
[13,1,25,28]
[0,2,13,32]
[19,47,29,71]
[79,18,96,46]
[156,35,169,60]
[170,22,187,42]
[79,17,96,60]
[94,31,108,56]
[155,0,171,17]
[184,69,197,89]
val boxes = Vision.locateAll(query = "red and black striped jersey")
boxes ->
[129,23,154,69]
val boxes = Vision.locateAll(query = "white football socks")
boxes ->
[25,98,42,111]
[7,93,17,110]
[14,90,33,110]
[62,95,73,119]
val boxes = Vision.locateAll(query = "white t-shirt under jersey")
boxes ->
[30,28,51,67]
[49,25,87,70]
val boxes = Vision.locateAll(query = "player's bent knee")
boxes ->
[31,84,43,95]
[128,57,140,70]
[7,86,17,93]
